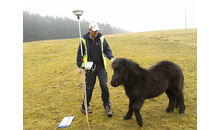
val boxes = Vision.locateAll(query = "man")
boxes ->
[76,22,114,117]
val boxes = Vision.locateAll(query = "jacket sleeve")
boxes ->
[103,38,114,60]
[76,41,85,67]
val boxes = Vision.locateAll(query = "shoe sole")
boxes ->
[107,114,112,117]
[106,110,112,117]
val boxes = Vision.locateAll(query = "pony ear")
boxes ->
[111,61,115,69]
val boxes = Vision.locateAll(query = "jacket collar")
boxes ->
[83,32,102,40]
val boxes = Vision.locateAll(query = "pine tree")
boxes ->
[23,11,130,42]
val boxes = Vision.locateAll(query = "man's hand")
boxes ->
[78,68,82,75]
[111,58,114,63]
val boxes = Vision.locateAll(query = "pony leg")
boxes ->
[165,90,175,113]
[133,99,145,127]
[176,92,185,114]
[123,99,134,120]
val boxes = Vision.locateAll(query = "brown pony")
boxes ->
[111,58,185,127]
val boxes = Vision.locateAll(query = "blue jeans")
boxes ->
[82,68,111,109]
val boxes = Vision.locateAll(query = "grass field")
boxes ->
[23,28,197,130]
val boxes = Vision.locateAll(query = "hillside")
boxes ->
[23,28,197,129]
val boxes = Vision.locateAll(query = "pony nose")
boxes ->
[111,80,118,87]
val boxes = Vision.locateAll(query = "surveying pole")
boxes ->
[73,10,90,129]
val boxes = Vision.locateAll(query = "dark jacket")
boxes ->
[76,32,114,68]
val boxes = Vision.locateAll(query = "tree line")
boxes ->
[23,11,130,42]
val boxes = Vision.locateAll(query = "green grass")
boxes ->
[23,28,197,130]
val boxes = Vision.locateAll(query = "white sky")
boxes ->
[23,0,197,32]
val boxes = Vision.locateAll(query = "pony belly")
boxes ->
[145,91,165,99]
[145,84,168,99]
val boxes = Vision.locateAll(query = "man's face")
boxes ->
[89,29,99,39]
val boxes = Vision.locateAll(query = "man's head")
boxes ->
[89,22,100,39]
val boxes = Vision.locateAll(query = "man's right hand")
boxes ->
[78,68,82,75]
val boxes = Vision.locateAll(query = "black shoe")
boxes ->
[105,106,112,117]
[81,107,92,114]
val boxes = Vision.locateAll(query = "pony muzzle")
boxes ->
[110,80,119,87]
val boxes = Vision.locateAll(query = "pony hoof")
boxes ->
[179,112,184,115]
[166,109,173,113]
[138,122,143,127]
[123,116,132,120]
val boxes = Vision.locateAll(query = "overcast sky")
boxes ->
[23,0,196,32]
